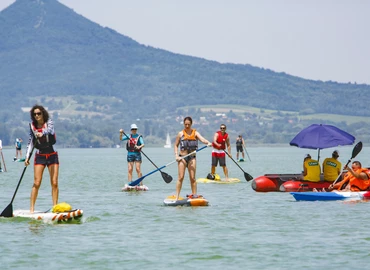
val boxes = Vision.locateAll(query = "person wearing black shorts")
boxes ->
[25,105,59,213]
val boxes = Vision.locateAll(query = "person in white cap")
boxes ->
[322,150,342,182]
[302,153,321,182]
[119,124,145,184]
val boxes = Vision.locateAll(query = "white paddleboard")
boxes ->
[122,184,149,192]
[13,209,83,223]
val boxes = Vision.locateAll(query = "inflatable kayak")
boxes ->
[13,209,83,223]
[196,178,240,184]
[122,184,149,191]
[252,173,335,192]
[163,195,209,206]
[291,191,370,202]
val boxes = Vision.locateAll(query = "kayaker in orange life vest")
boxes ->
[328,161,370,191]
[210,124,232,181]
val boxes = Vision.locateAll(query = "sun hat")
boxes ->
[130,123,138,130]
[304,154,311,159]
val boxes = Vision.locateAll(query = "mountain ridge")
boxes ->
[1,0,369,117]
[0,0,369,147]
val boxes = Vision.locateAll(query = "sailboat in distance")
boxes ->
[164,133,171,148]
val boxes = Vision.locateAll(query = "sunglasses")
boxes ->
[34,112,42,116]
[131,128,137,130]
[220,127,226,130]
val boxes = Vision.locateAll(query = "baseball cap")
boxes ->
[130,124,138,130]
[304,154,311,159]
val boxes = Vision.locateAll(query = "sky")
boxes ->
[1,0,369,84]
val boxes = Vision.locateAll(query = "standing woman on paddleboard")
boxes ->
[174,116,212,200]
[25,105,59,213]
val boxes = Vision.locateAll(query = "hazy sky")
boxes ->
[1,0,369,84]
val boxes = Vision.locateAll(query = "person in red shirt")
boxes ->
[210,124,232,181]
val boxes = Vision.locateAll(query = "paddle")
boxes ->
[121,131,172,183]
[129,145,208,186]
[223,150,254,181]
[330,141,363,187]
[243,145,252,162]
[0,134,36,218]
[0,150,7,172]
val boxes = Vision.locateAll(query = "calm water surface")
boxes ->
[1,146,370,270]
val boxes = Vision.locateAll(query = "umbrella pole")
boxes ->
[317,149,320,162]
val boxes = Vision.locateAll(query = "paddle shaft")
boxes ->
[243,145,252,162]
[223,150,253,181]
[121,131,154,166]
[11,139,37,203]
[0,130,36,217]
[129,145,208,186]
[120,131,173,183]
[0,150,7,172]
[331,141,363,187]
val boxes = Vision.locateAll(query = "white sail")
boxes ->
[164,133,171,148]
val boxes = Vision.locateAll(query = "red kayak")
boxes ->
[251,173,335,192]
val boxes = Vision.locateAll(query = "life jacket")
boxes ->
[180,129,198,152]
[31,122,56,150]
[126,134,142,152]
[236,138,243,146]
[212,131,228,150]
[16,140,21,148]
[336,168,370,191]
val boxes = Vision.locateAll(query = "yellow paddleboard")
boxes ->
[196,178,241,184]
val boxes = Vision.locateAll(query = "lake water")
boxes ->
[1,146,370,270]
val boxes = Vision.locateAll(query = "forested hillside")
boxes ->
[0,0,369,147]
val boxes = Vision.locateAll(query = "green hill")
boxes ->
[0,0,369,147]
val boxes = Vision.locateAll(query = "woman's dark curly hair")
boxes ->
[30,105,49,125]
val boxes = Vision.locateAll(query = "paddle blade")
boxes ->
[244,172,254,182]
[129,176,145,186]
[0,203,13,218]
[161,171,173,183]
[351,141,362,159]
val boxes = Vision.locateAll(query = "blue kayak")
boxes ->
[291,191,369,201]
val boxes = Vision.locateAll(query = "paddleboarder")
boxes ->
[174,116,212,200]
[120,124,145,185]
[235,134,245,161]
[210,124,232,181]
[25,105,59,213]
[14,137,23,161]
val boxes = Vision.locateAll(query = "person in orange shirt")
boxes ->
[329,161,370,191]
